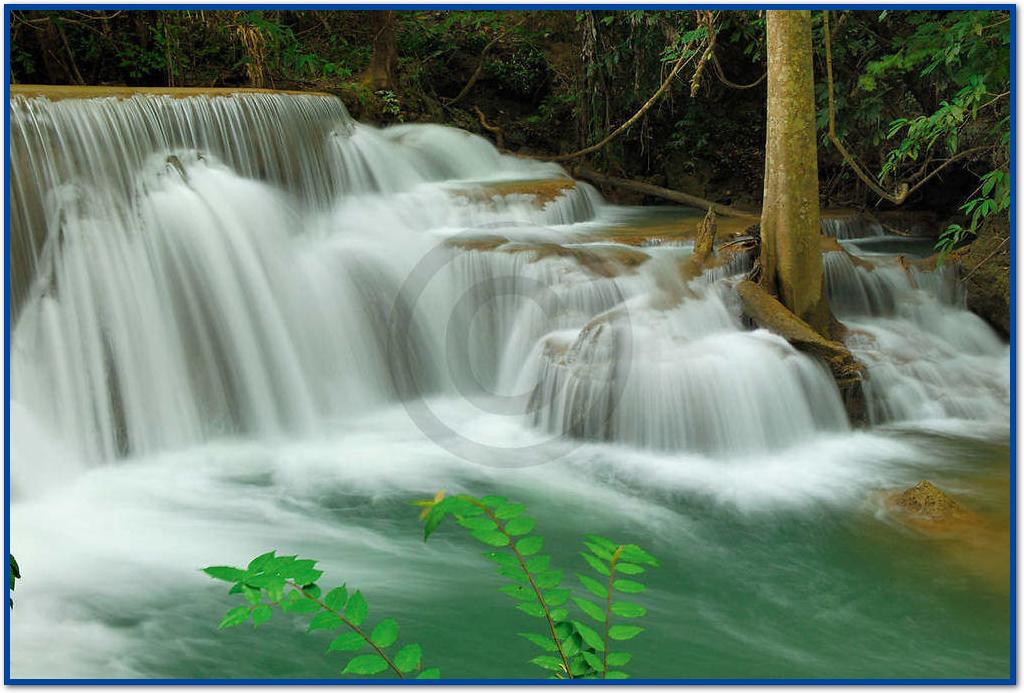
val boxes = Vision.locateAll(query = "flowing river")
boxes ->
[8,91,1011,679]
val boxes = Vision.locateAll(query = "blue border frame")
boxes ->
[2,3,1017,685]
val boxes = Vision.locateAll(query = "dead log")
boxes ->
[574,167,757,220]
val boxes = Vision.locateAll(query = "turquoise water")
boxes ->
[11,421,1009,680]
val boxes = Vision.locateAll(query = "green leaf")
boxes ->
[342,654,389,675]
[581,650,603,672]
[328,632,365,653]
[371,618,398,648]
[584,535,617,554]
[293,568,324,585]
[607,652,632,666]
[218,606,251,629]
[578,573,608,599]
[573,620,605,651]
[581,553,610,576]
[495,503,525,520]
[394,643,422,673]
[345,591,368,626]
[505,516,535,536]
[416,667,441,679]
[555,622,573,641]
[499,584,536,601]
[485,551,518,568]
[560,632,581,657]
[525,555,550,572]
[530,655,565,673]
[519,632,557,652]
[324,586,348,611]
[534,570,562,589]
[608,624,644,640]
[516,536,543,556]
[242,585,261,604]
[497,565,528,583]
[583,541,614,561]
[247,551,276,572]
[572,596,605,622]
[283,591,320,614]
[423,505,447,541]
[309,611,345,632]
[203,566,246,582]
[251,604,272,627]
[613,579,645,594]
[618,544,658,567]
[550,607,568,621]
[544,588,570,606]
[568,654,589,676]
[606,670,630,679]
[516,602,546,618]
[481,495,508,507]
[610,601,647,618]
[470,529,509,547]
[614,562,645,575]
[456,516,496,531]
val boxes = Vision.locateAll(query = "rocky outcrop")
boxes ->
[959,217,1010,337]
[889,480,966,521]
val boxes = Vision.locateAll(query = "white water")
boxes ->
[8,93,1011,679]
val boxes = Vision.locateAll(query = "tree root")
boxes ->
[473,105,504,150]
[735,279,867,424]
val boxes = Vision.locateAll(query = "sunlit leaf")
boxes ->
[346,591,368,626]
[342,653,389,675]
[371,617,399,648]
[394,643,422,673]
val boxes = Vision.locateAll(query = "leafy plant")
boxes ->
[203,551,438,679]
[417,491,658,679]
[9,554,20,609]
[206,492,658,679]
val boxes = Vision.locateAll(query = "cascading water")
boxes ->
[9,91,1011,679]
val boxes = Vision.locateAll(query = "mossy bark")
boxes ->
[758,11,830,336]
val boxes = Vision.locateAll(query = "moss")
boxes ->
[890,480,966,521]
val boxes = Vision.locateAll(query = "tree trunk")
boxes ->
[363,11,397,91]
[758,11,830,336]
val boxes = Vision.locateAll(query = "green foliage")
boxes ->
[419,492,658,679]
[9,554,20,609]
[203,551,435,679]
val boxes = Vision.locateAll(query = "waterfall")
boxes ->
[9,90,1010,496]
[823,250,1009,425]
[820,215,886,239]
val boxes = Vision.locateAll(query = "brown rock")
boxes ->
[890,480,966,521]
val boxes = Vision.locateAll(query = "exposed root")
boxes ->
[735,279,866,423]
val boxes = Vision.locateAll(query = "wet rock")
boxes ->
[959,217,1010,337]
[452,178,576,207]
[890,480,966,521]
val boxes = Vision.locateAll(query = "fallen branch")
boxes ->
[574,167,757,219]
